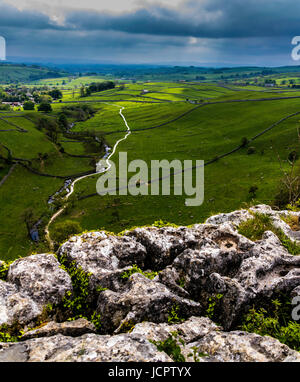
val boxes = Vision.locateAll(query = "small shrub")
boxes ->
[240,298,300,351]
[281,214,300,231]
[0,262,10,281]
[167,305,184,324]
[121,264,158,280]
[0,322,24,343]
[238,213,300,255]
[177,277,186,288]
[152,220,179,228]
[58,257,104,331]
[187,346,209,362]
[90,312,102,332]
[51,220,82,244]
[247,147,256,155]
[150,332,185,362]
[206,294,223,322]
[288,150,299,162]
[60,257,92,319]
[241,137,249,147]
[248,185,258,198]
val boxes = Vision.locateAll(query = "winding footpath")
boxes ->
[45,105,131,249]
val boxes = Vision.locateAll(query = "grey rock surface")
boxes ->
[0,280,41,326]
[7,254,72,305]
[21,318,96,340]
[58,232,147,292]
[1,316,299,362]
[0,205,299,362]
[132,316,300,362]
[0,333,172,362]
[96,273,202,333]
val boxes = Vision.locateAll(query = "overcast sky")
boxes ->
[1,0,300,66]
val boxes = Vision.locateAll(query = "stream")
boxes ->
[44,105,131,248]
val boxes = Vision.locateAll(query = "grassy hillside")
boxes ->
[0,63,69,84]
[1,79,300,260]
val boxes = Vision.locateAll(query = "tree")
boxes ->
[20,208,36,237]
[23,101,35,110]
[80,86,86,97]
[48,89,63,100]
[58,113,68,130]
[38,102,52,113]
[249,185,258,198]
[51,220,82,244]
[241,137,249,147]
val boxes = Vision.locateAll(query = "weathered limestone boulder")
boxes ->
[208,204,300,243]
[205,208,253,228]
[158,226,300,330]
[183,330,300,362]
[0,333,172,362]
[0,317,299,362]
[132,317,300,362]
[0,254,72,327]
[131,316,220,343]
[126,226,202,269]
[96,273,202,333]
[234,231,300,297]
[58,232,147,291]
[0,280,41,326]
[21,318,96,341]
[7,254,72,306]
[0,205,299,362]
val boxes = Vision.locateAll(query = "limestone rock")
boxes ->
[21,319,96,341]
[58,232,147,292]
[0,280,41,326]
[158,227,300,330]
[183,330,300,362]
[1,317,299,362]
[0,333,172,362]
[126,226,202,269]
[133,317,300,362]
[96,273,202,333]
[7,254,72,306]
[205,209,253,228]
[131,316,220,343]
[0,205,299,362]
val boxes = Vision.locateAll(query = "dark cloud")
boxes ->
[0,2,63,30]
[65,0,300,38]
[0,0,299,65]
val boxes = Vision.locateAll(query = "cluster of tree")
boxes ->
[264,79,276,85]
[36,116,59,142]
[47,89,63,100]
[51,220,82,245]
[61,104,95,121]
[0,103,10,111]
[80,81,115,97]
[23,101,35,110]
[38,102,52,113]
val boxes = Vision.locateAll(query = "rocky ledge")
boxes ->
[0,204,299,362]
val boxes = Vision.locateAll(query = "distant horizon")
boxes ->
[3,57,300,70]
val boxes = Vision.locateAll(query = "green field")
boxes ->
[1,76,300,261]
[0,63,69,84]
